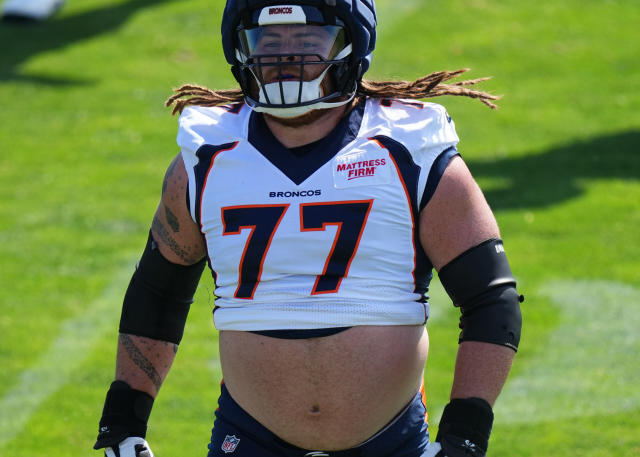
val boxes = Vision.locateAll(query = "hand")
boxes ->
[433,398,494,457]
[104,437,154,457]
[94,381,155,455]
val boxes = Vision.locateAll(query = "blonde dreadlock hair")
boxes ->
[165,68,500,115]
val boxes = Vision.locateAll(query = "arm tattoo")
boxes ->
[152,215,198,263]
[165,205,180,233]
[120,334,164,390]
[162,158,179,196]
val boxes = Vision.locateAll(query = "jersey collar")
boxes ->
[247,99,365,185]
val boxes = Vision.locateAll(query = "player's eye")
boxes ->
[295,38,323,52]
[262,40,282,50]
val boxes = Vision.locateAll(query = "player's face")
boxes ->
[240,24,345,82]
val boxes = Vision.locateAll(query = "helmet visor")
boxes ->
[238,24,347,61]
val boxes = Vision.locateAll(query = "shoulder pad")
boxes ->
[176,103,250,156]
[361,98,459,158]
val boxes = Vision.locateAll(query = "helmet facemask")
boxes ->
[235,21,356,118]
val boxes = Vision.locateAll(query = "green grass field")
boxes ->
[1,0,638,456]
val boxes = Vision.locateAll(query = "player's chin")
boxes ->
[264,108,331,127]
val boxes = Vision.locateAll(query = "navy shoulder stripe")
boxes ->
[420,146,459,211]
[193,142,239,227]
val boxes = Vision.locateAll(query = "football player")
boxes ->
[94,1,522,456]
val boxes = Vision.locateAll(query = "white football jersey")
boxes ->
[178,98,459,331]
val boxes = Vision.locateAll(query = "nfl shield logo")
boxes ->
[221,435,241,454]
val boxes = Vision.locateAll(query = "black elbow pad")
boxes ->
[119,231,206,344]
[438,239,523,351]
[457,285,522,351]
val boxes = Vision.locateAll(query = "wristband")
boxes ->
[94,381,154,450]
[436,398,494,455]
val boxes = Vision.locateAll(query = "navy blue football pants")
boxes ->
[207,383,432,457]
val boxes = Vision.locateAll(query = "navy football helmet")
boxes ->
[221,0,377,117]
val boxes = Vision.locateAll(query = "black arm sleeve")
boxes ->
[119,231,206,344]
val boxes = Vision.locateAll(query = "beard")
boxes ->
[264,106,333,127]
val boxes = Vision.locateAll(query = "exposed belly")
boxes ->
[219,325,429,450]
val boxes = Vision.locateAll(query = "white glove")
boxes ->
[422,441,442,457]
[105,437,154,457]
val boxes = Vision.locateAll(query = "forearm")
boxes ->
[115,333,178,398]
[449,341,515,406]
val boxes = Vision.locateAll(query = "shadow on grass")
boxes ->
[466,130,640,211]
[0,0,170,85]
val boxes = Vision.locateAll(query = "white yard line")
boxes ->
[495,279,640,423]
[0,258,136,450]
